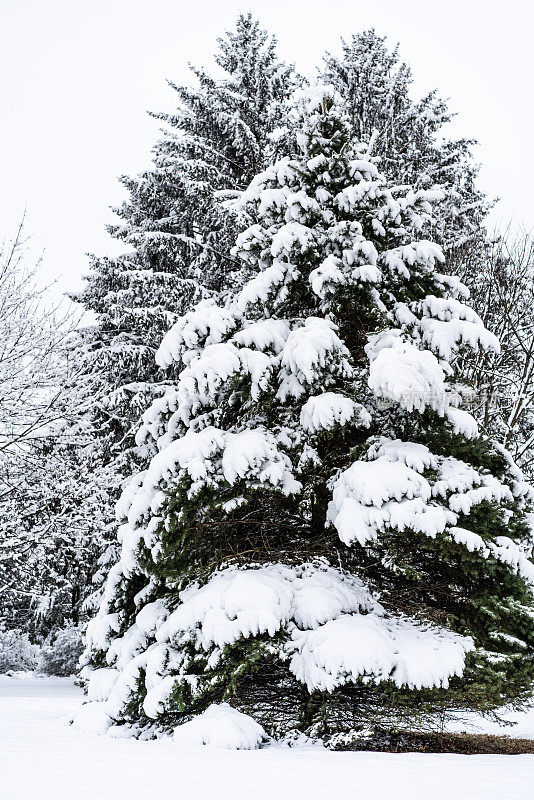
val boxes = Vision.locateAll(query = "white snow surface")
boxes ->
[87,667,120,702]
[2,675,534,800]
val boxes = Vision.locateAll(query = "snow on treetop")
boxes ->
[334,458,432,509]
[491,537,534,584]
[232,318,290,353]
[277,317,352,401]
[419,315,500,361]
[271,221,316,259]
[327,456,454,547]
[367,438,438,472]
[156,563,379,653]
[325,440,533,584]
[293,83,342,113]
[236,259,294,311]
[126,425,301,526]
[366,331,448,414]
[382,242,444,277]
[444,406,479,439]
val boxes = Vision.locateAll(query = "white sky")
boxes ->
[1,0,533,299]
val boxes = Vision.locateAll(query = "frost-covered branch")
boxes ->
[456,229,534,476]
[0,218,77,463]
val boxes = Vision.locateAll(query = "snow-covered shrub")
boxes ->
[38,626,83,676]
[0,627,39,673]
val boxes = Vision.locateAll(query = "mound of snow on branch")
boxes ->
[291,614,472,692]
[173,703,266,749]
[75,561,474,740]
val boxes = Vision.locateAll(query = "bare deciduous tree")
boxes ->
[0,217,75,468]
[457,229,534,476]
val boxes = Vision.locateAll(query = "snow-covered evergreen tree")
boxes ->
[66,18,299,594]
[77,89,534,746]
[323,30,488,254]
[73,14,299,467]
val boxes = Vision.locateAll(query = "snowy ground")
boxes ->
[1,675,533,800]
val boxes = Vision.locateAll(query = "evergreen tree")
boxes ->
[323,30,529,478]
[73,13,299,467]
[67,17,299,582]
[323,30,488,254]
[78,89,534,746]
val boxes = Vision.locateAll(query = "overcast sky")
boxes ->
[1,0,533,299]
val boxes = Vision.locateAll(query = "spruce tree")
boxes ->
[65,16,299,614]
[322,31,534,490]
[73,14,299,471]
[78,89,534,746]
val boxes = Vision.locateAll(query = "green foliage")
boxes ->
[83,70,534,745]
